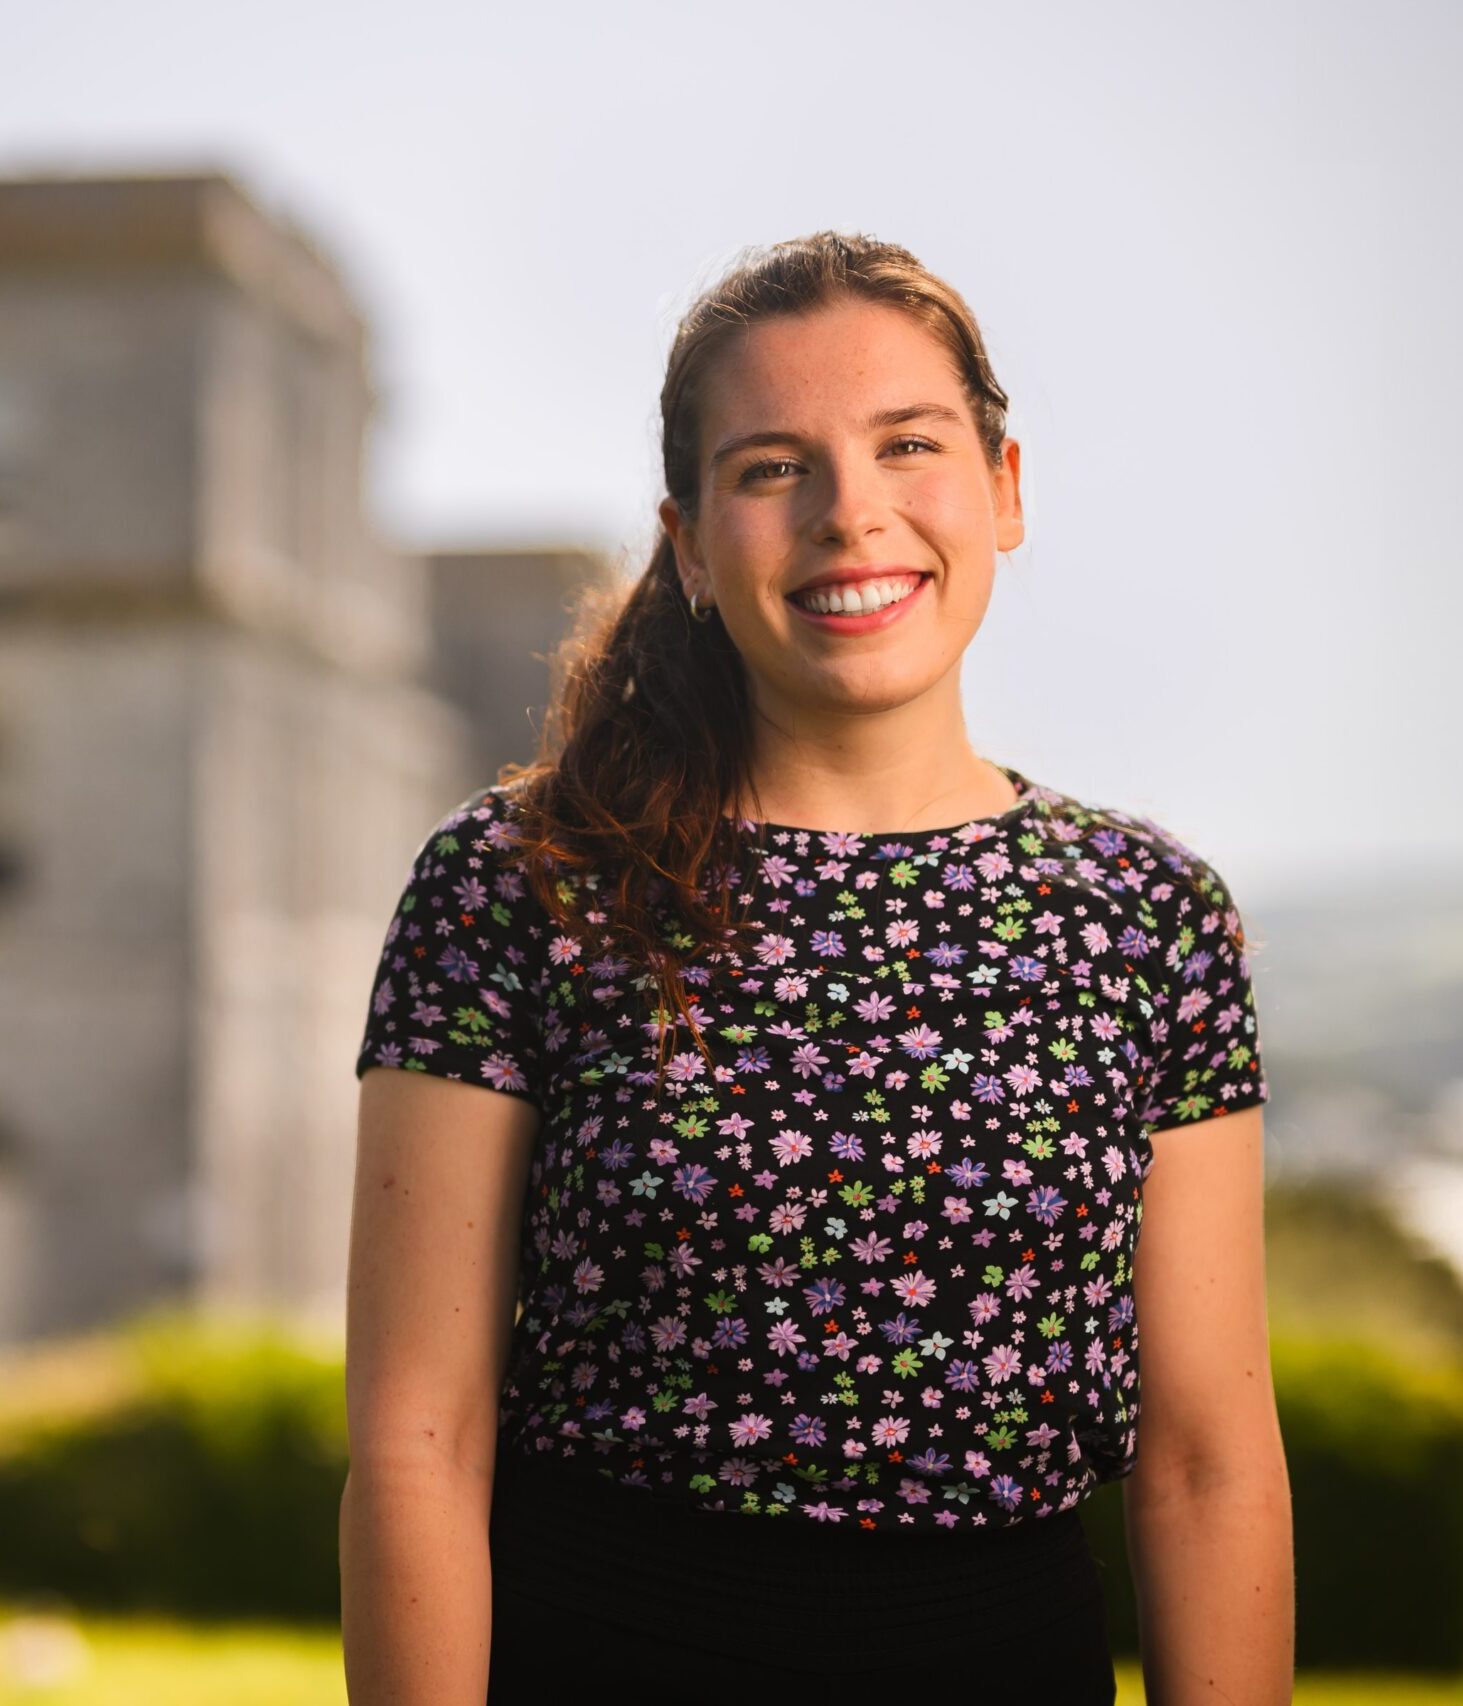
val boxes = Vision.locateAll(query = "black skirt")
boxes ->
[486,1445,1118,1703]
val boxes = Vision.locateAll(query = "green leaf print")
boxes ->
[1169,1090,1216,1122]
[982,1264,1004,1285]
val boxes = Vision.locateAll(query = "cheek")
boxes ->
[909,468,996,532]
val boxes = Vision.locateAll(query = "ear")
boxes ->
[659,495,707,602]
[992,438,1025,554]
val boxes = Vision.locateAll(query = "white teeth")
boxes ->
[792,576,922,616]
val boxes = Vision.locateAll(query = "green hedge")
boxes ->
[0,1309,347,1622]
[1,1308,1460,1667]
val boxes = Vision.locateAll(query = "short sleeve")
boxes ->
[354,786,548,1108]
[1139,834,1270,1135]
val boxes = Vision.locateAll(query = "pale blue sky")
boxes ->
[5,0,1459,909]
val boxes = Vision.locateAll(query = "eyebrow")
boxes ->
[707,402,967,470]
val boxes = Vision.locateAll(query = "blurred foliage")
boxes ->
[1263,1179,1463,1358]
[0,1180,1459,1671]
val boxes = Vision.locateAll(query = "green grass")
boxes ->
[0,1609,1459,1703]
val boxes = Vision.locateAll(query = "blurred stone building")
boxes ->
[0,170,609,1345]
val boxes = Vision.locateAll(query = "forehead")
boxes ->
[700,300,964,421]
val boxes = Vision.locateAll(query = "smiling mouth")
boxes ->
[788,572,929,616]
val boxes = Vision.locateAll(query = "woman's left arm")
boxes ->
[1122,1103,1295,1705]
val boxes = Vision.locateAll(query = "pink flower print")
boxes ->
[649,1316,689,1353]
[850,1232,895,1265]
[853,991,897,1023]
[547,932,583,965]
[788,1041,830,1079]
[757,856,799,890]
[767,1202,807,1235]
[770,1128,814,1167]
[982,1344,1021,1384]
[728,1412,774,1447]
[1002,1156,1034,1187]
[481,1054,530,1095]
[886,919,920,950]
[896,1023,942,1060]
[767,1319,808,1358]
[941,1195,974,1226]
[892,1269,938,1307]
[1101,1144,1128,1180]
[665,1050,708,1083]
[871,1414,911,1448]
[755,931,798,965]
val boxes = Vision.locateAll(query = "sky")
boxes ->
[5,0,1460,910]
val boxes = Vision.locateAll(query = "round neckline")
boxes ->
[722,763,1036,842]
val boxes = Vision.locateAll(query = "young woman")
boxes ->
[339,231,1294,1704]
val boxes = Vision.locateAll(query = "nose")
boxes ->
[808,448,888,547]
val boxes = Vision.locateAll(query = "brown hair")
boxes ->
[494,230,1252,1094]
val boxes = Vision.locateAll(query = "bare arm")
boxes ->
[339,1067,539,1705]
[1122,1104,1295,1705]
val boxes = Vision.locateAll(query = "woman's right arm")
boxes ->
[340,1066,540,1705]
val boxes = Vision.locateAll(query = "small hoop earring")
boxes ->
[688,590,714,623]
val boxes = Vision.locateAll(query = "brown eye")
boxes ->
[740,457,801,483]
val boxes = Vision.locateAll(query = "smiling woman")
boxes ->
[342,230,1293,1706]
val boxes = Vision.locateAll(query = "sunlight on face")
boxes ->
[662,297,1023,725]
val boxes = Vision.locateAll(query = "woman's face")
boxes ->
[660,297,1023,725]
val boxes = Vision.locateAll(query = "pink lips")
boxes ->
[786,573,931,634]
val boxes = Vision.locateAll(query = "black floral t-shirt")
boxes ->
[354,763,1269,1534]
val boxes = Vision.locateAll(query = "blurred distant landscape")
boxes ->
[1251,865,1463,1290]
